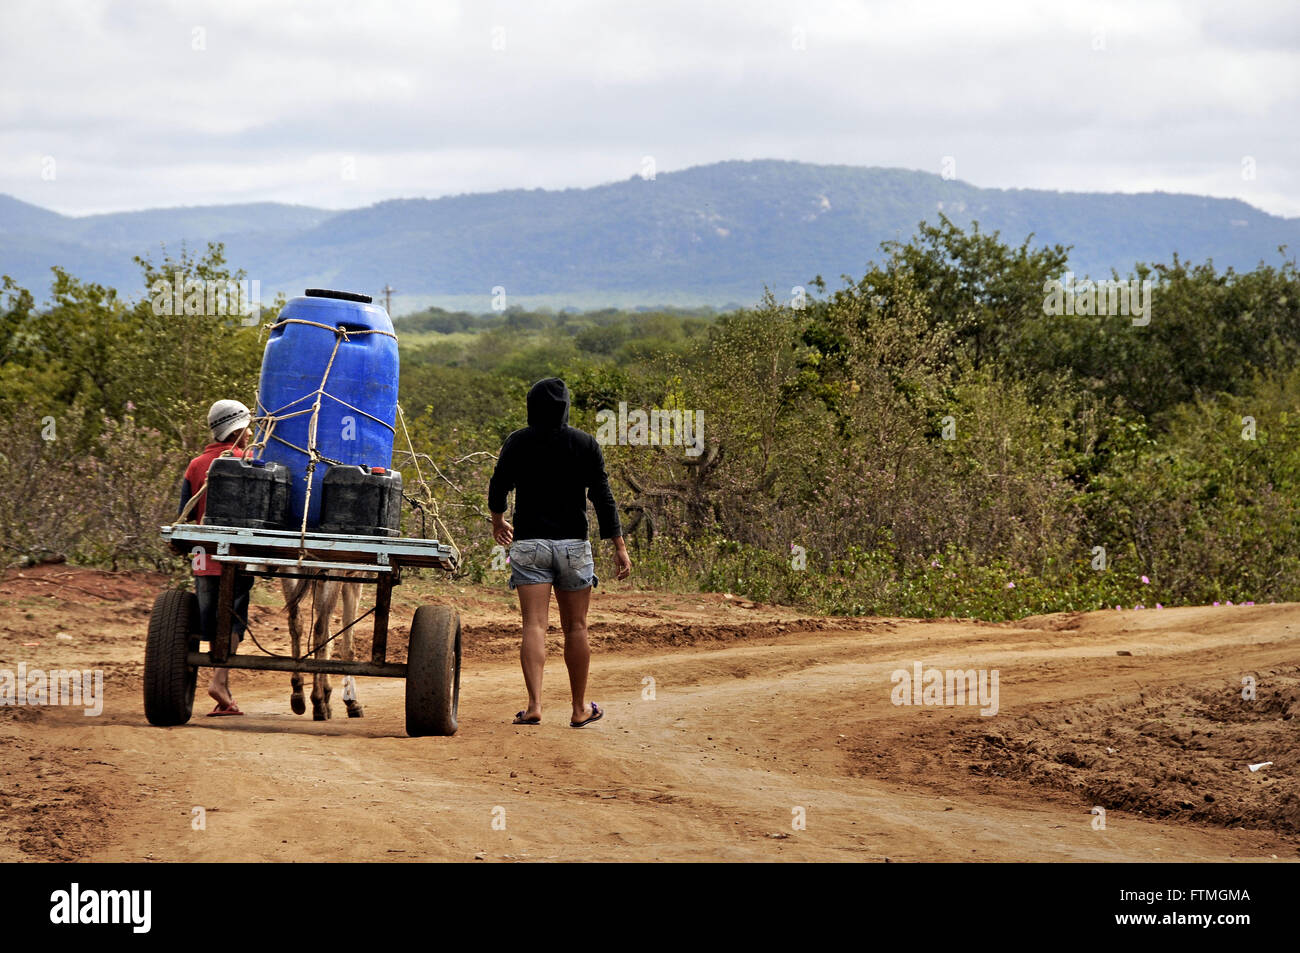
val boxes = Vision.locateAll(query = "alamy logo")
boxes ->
[890,661,999,716]
[0,663,103,716]
[50,883,151,933]
[595,402,704,457]
[1042,272,1152,326]
[149,272,261,325]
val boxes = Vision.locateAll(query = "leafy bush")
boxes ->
[5,221,1298,619]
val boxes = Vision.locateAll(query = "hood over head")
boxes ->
[526,377,570,429]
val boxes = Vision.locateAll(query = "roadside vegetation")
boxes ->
[4,218,1298,619]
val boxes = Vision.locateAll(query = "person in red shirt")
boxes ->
[178,400,254,715]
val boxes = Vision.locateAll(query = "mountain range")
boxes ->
[2,160,1296,312]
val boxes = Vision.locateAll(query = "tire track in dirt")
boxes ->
[4,566,1300,861]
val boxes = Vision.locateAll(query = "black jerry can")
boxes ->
[204,456,293,530]
[318,465,403,537]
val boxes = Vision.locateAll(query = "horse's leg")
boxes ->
[340,579,364,718]
[311,579,341,720]
[282,576,308,715]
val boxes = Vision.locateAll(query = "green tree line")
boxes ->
[3,220,1298,618]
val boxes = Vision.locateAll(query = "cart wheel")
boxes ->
[144,589,199,727]
[405,605,460,737]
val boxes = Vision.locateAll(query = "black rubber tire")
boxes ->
[144,589,199,727]
[405,605,460,737]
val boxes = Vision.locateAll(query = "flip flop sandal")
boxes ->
[207,702,244,717]
[512,711,541,725]
[570,702,603,728]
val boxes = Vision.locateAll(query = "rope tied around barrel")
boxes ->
[182,316,462,566]
[246,319,398,556]
[394,402,461,563]
[267,317,398,342]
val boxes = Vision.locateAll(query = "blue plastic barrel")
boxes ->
[256,289,399,528]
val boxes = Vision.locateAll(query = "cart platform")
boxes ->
[162,523,458,572]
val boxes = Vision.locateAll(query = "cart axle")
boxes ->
[187,652,407,678]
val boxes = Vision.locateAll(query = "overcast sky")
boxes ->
[2,0,1298,217]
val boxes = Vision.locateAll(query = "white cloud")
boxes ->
[0,0,1296,215]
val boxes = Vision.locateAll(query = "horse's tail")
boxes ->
[284,576,313,612]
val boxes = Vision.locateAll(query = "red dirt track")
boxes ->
[2,564,1297,862]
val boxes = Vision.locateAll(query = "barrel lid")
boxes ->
[305,288,373,304]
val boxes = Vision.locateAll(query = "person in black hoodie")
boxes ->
[488,378,632,727]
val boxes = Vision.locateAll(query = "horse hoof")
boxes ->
[291,694,306,715]
[347,704,364,719]
[313,703,331,721]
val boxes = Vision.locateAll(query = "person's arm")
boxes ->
[587,441,631,580]
[487,437,516,546]
[178,476,193,521]
[491,511,514,547]
[607,534,631,579]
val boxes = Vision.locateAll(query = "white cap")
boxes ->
[208,399,251,442]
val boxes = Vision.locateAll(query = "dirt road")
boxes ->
[2,565,1297,862]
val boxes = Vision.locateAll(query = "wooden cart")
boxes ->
[145,524,460,736]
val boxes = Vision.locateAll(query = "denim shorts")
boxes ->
[509,538,598,591]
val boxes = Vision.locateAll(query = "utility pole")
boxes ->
[380,284,395,315]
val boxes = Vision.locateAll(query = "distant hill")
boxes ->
[2,160,1296,309]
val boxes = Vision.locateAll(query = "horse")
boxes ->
[281,575,365,719]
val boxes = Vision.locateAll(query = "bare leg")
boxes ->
[206,586,238,707]
[203,577,234,706]
[516,583,551,720]
[207,667,232,707]
[556,585,593,723]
